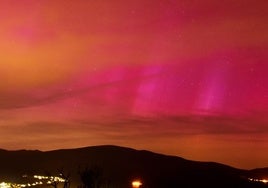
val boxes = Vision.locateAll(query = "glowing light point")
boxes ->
[261,179,268,183]
[0,182,11,188]
[132,180,142,188]
[248,178,268,184]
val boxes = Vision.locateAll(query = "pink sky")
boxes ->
[0,0,267,169]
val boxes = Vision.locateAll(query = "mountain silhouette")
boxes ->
[0,145,267,188]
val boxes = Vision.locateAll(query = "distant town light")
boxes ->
[0,174,66,188]
[132,180,142,188]
[248,178,268,184]
[261,179,268,183]
[0,182,11,188]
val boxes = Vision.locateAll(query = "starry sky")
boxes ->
[0,0,267,169]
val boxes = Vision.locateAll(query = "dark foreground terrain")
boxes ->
[0,145,267,188]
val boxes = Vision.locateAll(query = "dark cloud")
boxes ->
[71,114,268,138]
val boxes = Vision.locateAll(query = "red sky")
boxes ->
[0,0,267,169]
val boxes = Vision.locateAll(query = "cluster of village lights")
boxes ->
[0,175,66,188]
[248,177,268,184]
[2,175,267,188]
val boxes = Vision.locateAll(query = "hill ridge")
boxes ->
[0,145,267,188]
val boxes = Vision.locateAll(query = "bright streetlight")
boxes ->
[132,180,142,188]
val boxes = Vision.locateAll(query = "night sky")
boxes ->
[0,0,267,169]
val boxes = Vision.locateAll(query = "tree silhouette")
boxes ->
[79,166,104,188]
[44,168,71,188]
[44,171,59,188]
[58,168,71,188]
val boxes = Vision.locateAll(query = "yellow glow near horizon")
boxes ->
[261,179,268,183]
[0,182,11,188]
[0,174,66,188]
[132,180,142,188]
[248,178,268,184]
[33,175,65,183]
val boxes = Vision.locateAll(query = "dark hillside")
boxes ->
[0,145,267,188]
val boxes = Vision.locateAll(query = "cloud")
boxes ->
[71,113,268,139]
[0,64,165,109]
